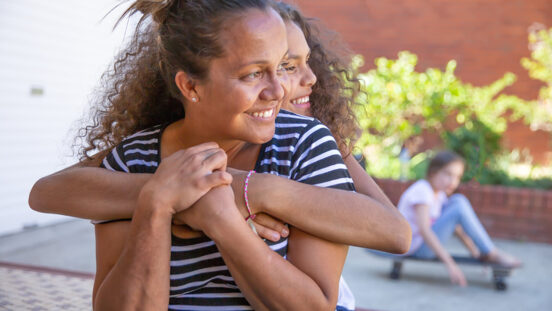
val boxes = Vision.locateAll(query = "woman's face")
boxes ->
[190,8,289,144]
[430,161,465,195]
[280,21,317,117]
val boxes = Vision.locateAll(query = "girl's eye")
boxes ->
[277,62,289,74]
[279,61,297,74]
[285,65,297,73]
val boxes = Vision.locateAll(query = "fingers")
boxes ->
[203,171,233,189]
[254,213,289,238]
[449,267,467,287]
[201,148,228,172]
[458,274,467,287]
[184,142,219,154]
[253,222,282,242]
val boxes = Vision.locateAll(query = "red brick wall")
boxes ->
[292,0,552,164]
[375,178,552,244]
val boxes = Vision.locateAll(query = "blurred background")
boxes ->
[0,0,551,310]
[0,0,130,235]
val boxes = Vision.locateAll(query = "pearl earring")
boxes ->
[191,97,197,102]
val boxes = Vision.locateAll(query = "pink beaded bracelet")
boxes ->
[244,170,256,221]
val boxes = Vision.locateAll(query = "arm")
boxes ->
[29,165,149,220]
[30,152,410,253]
[343,154,396,210]
[414,204,467,286]
[28,149,149,220]
[93,198,172,310]
[183,186,346,311]
[242,171,411,253]
[93,143,233,310]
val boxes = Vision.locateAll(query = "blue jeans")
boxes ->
[412,194,495,258]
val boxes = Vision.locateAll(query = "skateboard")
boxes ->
[389,255,512,290]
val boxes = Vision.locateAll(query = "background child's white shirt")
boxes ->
[337,276,355,310]
[397,179,448,255]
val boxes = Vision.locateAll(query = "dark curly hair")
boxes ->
[76,0,359,160]
[75,0,273,161]
[275,2,360,155]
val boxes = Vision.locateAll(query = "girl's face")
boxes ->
[430,161,465,195]
[189,8,289,144]
[280,21,317,117]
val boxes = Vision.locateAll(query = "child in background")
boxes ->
[398,151,522,286]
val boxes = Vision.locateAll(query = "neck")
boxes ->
[167,118,256,167]
[426,178,440,195]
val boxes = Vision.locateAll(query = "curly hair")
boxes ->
[75,0,273,161]
[275,2,360,155]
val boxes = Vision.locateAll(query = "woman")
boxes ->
[398,151,522,286]
[29,1,410,310]
[29,3,409,252]
[88,1,355,309]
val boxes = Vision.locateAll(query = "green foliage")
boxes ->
[520,24,552,131]
[353,51,527,154]
[443,120,502,181]
[353,27,552,189]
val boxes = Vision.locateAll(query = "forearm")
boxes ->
[205,212,336,311]
[29,167,149,220]
[420,229,455,266]
[252,173,411,253]
[94,198,172,310]
[343,155,396,210]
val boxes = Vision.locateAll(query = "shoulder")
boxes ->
[409,179,434,193]
[401,180,435,203]
[274,109,335,150]
[100,124,166,173]
[120,124,165,150]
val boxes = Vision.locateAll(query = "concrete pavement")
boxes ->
[1,219,550,310]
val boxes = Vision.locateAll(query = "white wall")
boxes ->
[0,0,134,235]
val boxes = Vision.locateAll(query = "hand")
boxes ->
[139,142,232,215]
[446,263,467,287]
[174,185,239,232]
[173,210,289,242]
[251,213,289,242]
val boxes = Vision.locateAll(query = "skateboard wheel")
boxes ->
[389,270,400,279]
[495,280,507,291]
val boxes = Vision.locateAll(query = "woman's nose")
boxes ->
[261,72,287,102]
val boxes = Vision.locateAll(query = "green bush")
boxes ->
[352,27,552,189]
[520,24,552,132]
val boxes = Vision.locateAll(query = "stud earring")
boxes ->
[191,97,197,102]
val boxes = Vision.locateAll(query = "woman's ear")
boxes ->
[175,71,200,103]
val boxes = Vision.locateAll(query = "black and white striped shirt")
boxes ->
[101,109,355,310]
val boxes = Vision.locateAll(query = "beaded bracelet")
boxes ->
[244,170,258,235]
[244,170,255,220]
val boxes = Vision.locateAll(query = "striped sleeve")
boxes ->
[290,121,355,191]
[99,144,128,173]
[93,144,129,225]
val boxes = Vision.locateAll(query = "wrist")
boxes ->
[202,203,244,239]
[247,173,273,214]
[137,183,174,217]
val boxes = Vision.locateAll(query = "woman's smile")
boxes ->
[245,106,277,120]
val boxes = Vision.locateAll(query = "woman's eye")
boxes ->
[244,71,262,80]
